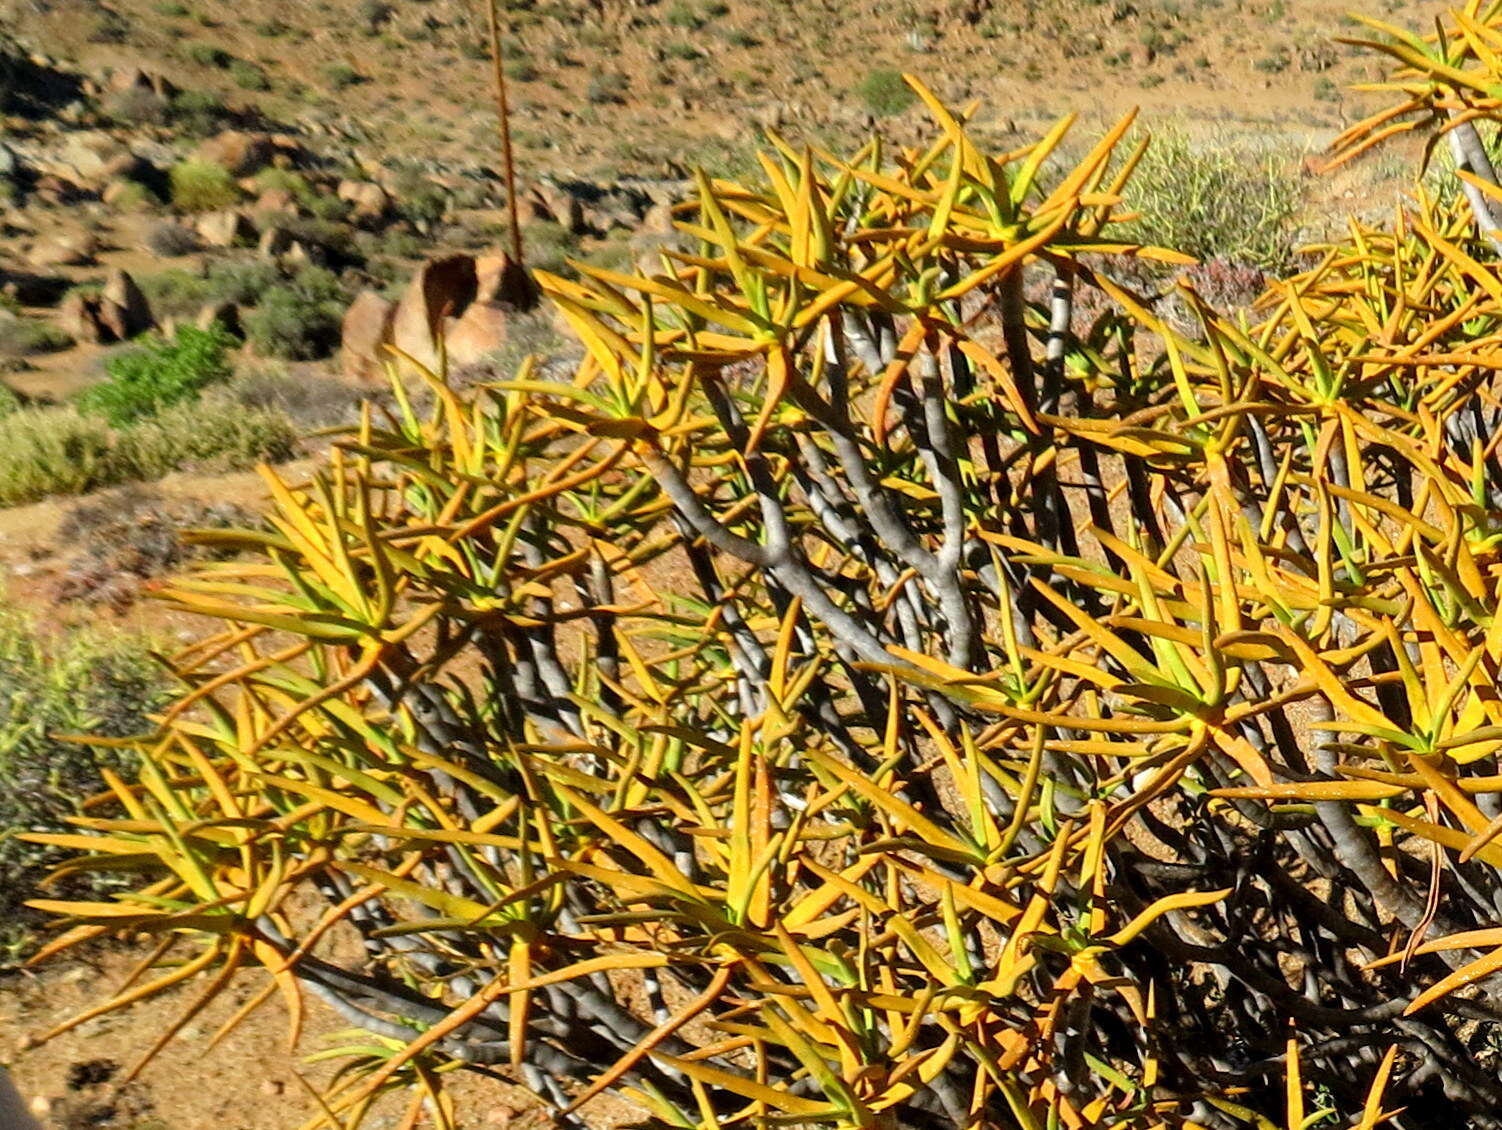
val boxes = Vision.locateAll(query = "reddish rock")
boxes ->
[59,291,111,344]
[444,302,508,367]
[341,289,397,383]
[253,187,299,217]
[337,179,390,223]
[28,232,95,268]
[196,209,253,248]
[97,269,154,341]
[389,255,479,374]
[195,130,274,177]
[197,300,242,338]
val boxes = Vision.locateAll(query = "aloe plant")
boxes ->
[31,13,1502,1127]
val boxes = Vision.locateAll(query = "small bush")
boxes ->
[1116,128,1304,272]
[104,86,170,126]
[855,68,916,116]
[254,166,315,203]
[169,159,241,211]
[0,606,166,957]
[0,409,116,504]
[321,62,361,90]
[229,59,271,90]
[0,318,73,356]
[78,324,234,426]
[168,89,230,136]
[586,72,629,104]
[54,489,255,609]
[113,391,298,474]
[184,42,230,68]
[143,220,201,257]
[242,266,346,360]
[154,0,190,14]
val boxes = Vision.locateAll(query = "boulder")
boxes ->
[444,301,507,367]
[196,209,253,248]
[253,187,299,217]
[97,269,154,341]
[195,130,273,177]
[389,255,479,374]
[28,232,95,268]
[257,225,296,259]
[58,290,111,344]
[337,179,389,223]
[197,300,242,338]
[340,289,396,383]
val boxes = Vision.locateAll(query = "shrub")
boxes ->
[78,324,234,426]
[104,85,170,125]
[0,408,116,504]
[241,266,346,359]
[0,318,73,356]
[0,606,166,957]
[1115,126,1304,272]
[321,62,361,90]
[586,71,629,103]
[855,66,916,115]
[46,27,1502,1130]
[0,394,297,506]
[168,89,230,136]
[143,219,201,257]
[112,391,297,473]
[184,42,230,68]
[228,59,270,90]
[168,159,241,210]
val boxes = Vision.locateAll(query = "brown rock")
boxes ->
[253,187,299,217]
[195,130,274,177]
[97,269,154,340]
[197,300,242,338]
[340,289,397,383]
[337,179,390,222]
[389,255,479,374]
[28,232,95,268]
[59,291,111,344]
[444,301,508,367]
[258,225,296,259]
[196,209,253,248]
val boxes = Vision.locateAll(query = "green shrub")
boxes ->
[0,393,298,506]
[0,409,116,505]
[168,89,230,136]
[0,383,20,417]
[321,62,361,90]
[242,266,346,360]
[0,318,73,356]
[1115,127,1304,272]
[0,606,166,958]
[229,59,270,90]
[169,159,241,211]
[184,42,230,68]
[254,166,315,203]
[114,391,298,473]
[855,67,916,116]
[78,324,235,426]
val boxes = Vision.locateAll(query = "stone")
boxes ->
[340,289,396,383]
[197,301,241,338]
[58,291,111,344]
[97,269,154,341]
[443,301,507,367]
[196,209,253,248]
[257,225,295,258]
[194,130,274,177]
[389,255,479,374]
[28,232,95,268]
[253,187,299,217]
[337,179,390,223]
